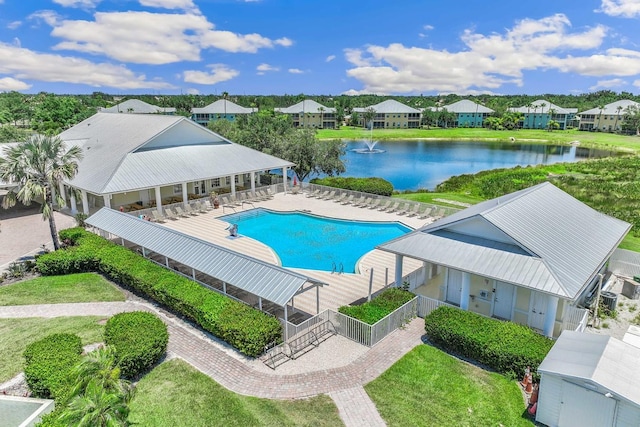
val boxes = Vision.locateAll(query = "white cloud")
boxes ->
[256,63,279,72]
[0,77,31,91]
[423,24,434,30]
[186,88,200,94]
[326,55,336,62]
[53,0,101,8]
[7,21,22,30]
[29,10,62,27]
[183,64,239,84]
[589,78,627,90]
[634,79,640,87]
[345,14,640,94]
[12,38,20,48]
[139,0,196,10]
[0,42,173,89]
[598,0,640,17]
[288,68,304,74]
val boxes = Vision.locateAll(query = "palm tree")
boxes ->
[538,102,547,129]
[318,106,325,129]
[0,134,82,250]
[613,105,623,132]
[70,346,128,396]
[222,91,229,119]
[58,379,134,427]
[597,104,605,131]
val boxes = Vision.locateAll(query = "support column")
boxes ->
[460,272,471,310]
[222,282,227,294]
[394,254,404,287]
[282,167,288,193]
[316,286,320,314]
[230,175,236,196]
[258,297,263,311]
[250,171,256,196]
[103,194,111,209]
[543,295,559,337]
[182,182,188,207]
[284,305,289,341]
[70,189,78,215]
[155,186,162,215]
[58,182,67,208]
[81,190,89,215]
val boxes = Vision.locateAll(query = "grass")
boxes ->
[365,345,533,427]
[0,316,105,382]
[619,234,640,252]
[129,359,343,427]
[317,127,640,152]
[394,191,485,208]
[0,273,125,306]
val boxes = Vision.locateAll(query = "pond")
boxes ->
[338,140,616,191]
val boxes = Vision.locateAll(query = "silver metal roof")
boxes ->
[100,99,176,114]
[578,99,640,116]
[538,331,640,408]
[440,100,494,114]
[353,99,421,114]
[508,99,571,114]
[191,99,256,115]
[275,100,335,114]
[59,113,294,194]
[86,208,323,307]
[378,182,630,300]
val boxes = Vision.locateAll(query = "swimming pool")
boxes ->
[220,208,412,273]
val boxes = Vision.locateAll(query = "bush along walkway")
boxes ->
[0,299,425,426]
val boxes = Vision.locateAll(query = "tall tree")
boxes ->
[613,105,623,132]
[363,107,376,129]
[623,105,640,135]
[0,135,82,250]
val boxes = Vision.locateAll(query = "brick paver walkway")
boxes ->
[0,300,425,426]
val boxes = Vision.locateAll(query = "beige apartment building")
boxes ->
[353,99,421,129]
[275,100,337,129]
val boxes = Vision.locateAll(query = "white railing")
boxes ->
[281,310,331,341]
[562,305,590,332]
[327,310,374,346]
[370,297,417,346]
[416,295,457,318]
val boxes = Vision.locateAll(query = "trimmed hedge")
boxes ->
[339,288,415,325]
[23,333,83,400]
[424,306,554,378]
[36,228,281,357]
[310,176,394,196]
[105,311,168,379]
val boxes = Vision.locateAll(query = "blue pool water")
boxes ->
[220,208,411,273]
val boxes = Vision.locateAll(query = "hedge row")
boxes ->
[338,288,415,325]
[23,333,82,400]
[105,311,168,379]
[424,306,554,378]
[310,176,394,196]
[36,228,282,357]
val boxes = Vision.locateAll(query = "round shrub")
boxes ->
[24,333,83,400]
[311,176,394,196]
[105,311,168,379]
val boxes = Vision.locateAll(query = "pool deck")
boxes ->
[161,192,431,316]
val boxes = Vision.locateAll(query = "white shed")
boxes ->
[536,331,640,427]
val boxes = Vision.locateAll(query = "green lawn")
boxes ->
[129,359,343,427]
[0,273,125,306]
[365,345,533,427]
[0,316,105,382]
[317,126,640,152]
[394,191,485,208]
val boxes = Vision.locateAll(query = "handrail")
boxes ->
[331,261,336,274]
[338,262,344,275]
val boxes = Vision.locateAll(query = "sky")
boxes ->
[1,0,640,96]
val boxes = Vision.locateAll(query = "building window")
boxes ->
[234,175,239,184]
[173,184,182,194]
[211,178,220,187]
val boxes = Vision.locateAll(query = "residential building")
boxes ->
[275,100,336,129]
[54,113,294,216]
[577,99,640,132]
[508,100,572,130]
[191,99,256,126]
[100,99,176,115]
[439,99,494,128]
[353,100,421,129]
[378,182,630,338]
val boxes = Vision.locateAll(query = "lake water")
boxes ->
[339,140,615,191]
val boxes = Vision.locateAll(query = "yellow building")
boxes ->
[275,100,337,129]
[353,99,421,129]
[577,99,639,132]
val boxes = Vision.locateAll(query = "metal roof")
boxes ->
[508,100,571,114]
[191,99,256,114]
[578,99,640,116]
[275,100,335,114]
[538,331,640,408]
[353,99,421,114]
[100,99,176,114]
[440,100,494,114]
[59,113,294,194]
[378,182,630,300]
[86,208,324,307]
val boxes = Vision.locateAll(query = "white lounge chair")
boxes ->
[151,210,165,222]
[385,202,402,213]
[418,207,433,220]
[355,197,371,208]
[406,204,421,217]
[377,200,392,211]
[306,188,322,198]
[341,195,355,205]
[395,203,412,215]
[164,207,177,220]
[174,206,190,218]
[368,199,381,210]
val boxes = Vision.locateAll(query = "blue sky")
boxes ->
[1,0,640,95]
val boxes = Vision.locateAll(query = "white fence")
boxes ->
[609,248,640,278]
[562,305,590,332]
[416,295,456,318]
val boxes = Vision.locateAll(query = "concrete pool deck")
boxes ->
[161,191,430,315]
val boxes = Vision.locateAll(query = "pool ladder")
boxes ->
[331,262,344,275]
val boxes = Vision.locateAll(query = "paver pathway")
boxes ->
[0,300,425,426]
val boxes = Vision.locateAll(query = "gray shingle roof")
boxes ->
[100,99,176,114]
[275,100,335,114]
[353,99,421,114]
[578,99,640,116]
[86,208,324,307]
[441,100,494,114]
[191,99,256,115]
[378,182,630,299]
[59,113,294,194]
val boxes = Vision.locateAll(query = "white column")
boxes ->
[103,194,111,209]
[182,182,188,207]
[58,182,66,208]
[70,189,78,214]
[81,190,89,214]
[230,175,236,196]
[543,295,559,337]
[316,286,320,314]
[155,186,162,215]
[460,272,471,310]
[394,254,404,287]
[282,167,288,192]
[250,171,256,195]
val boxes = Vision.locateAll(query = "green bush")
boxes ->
[105,311,168,379]
[23,333,83,400]
[424,306,554,378]
[37,228,282,357]
[339,288,415,325]
[310,176,394,196]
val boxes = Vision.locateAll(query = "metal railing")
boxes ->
[416,295,457,318]
[562,305,590,332]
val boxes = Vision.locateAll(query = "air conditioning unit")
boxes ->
[623,279,640,300]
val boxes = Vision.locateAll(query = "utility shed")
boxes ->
[536,331,640,427]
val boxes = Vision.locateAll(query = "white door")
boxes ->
[529,292,546,331]
[446,269,463,305]
[559,381,615,427]
[492,281,514,320]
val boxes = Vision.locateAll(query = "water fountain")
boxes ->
[352,139,385,154]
